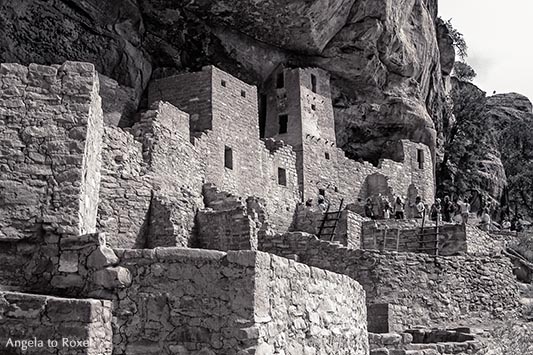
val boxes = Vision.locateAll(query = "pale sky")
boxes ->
[439,0,533,101]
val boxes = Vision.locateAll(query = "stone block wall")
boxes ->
[148,67,301,233]
[0,231,130,300]
[111,248,256,355]
[259,232,520,328]
[0,239,39,290]
[0,62,103,240]
[466,225,508,256]
[263,67,305,149]
[260,139,301,231]
[337,210,367,248]
[148,69,213,134]
[97,125,152,248]
[197,207,260,251]
[361,220,468,256]
[108,248,368,355]
[336,140,435,214]
[0,291,112,355]
[97,101,205,248]
[255,252,369,355]
[291,206,366,248]
[367,303,411,334]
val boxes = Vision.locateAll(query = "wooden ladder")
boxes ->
[317,199,344,242]
[416,211,440,256]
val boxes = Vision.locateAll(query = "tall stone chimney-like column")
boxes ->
[0,61,104,240]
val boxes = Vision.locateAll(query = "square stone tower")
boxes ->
[0,62,104,240]
[263,66,340,202]
[148,66,266,198]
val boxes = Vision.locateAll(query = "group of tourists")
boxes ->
[362,194,422,220]
[362,194,479,227]
[306,191,527,233]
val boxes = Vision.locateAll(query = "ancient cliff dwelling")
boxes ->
[0,0,532,354]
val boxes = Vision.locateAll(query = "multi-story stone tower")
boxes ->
[263,66,341,203]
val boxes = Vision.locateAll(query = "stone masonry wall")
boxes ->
[361,220,468,256]
[0,239,39,290]
[148,67,301,233]
[263,66,435,209]
[0,291,112,355]
[109,248,368,355]
[197,207,260,251]
[259,232,520,328]
[0,62,103,240]
[97,125,152,248]
[292,206,366,248]
[254,252,369,355]
[148,69,213,134]
[97,101,205,248]
[336,140,434,213]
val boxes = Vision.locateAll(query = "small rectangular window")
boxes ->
[221,80,227,87]
[311,74,317,93]
[276,72,285,89]
[278,168,287,186]
[417,149,424,169]
[279,114,288,134]
[325,152,330,160]
[319,188,326,197]
[241,90,246,97]
[224,146,233,169]
[311,104,316,111]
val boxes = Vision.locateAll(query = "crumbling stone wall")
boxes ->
[109,248,368,355]
[0,239,39,290]
[97,125,152,248]
[336,140,435,212]
[292,205,366,248]
[97,101,205,248]
[263,66,435,209]
[197,207,260,251]
[0,62,103,240]
[466,225,508,255]
[0,291,112,355]
[259,232,519,327]
[148,67,301,232]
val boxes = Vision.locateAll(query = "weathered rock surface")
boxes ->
[443,79,533,214]
[0,0,453,164]
[486,92,533,216]
[0,0,151,105]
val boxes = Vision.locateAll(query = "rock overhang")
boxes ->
[183,0,357,54]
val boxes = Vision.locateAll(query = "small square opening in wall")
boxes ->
[278,168,287,186]
[224,146,233,170]
[325,152,330,160]
[279,114,288,134]
[221,80,227,87]
[417,149,424,169]
[311,104,316,111]
[319,188,326,197]
[241,90,246,98]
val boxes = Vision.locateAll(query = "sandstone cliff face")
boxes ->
[0,0,452,163]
